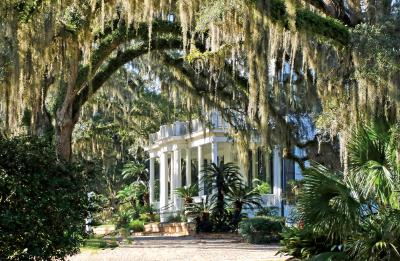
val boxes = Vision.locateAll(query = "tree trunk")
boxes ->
[55,116,76,161]
[55,96,79,161]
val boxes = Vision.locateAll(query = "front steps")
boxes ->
[132,222,196,236]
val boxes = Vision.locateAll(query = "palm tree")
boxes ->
[201,162,242,228]
[175,184,199,206]
[227,185,262,229]
[122,161,148,182]
[122,161,149,205]
[185,196,213,232]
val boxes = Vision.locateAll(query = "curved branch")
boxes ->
[75,20,181,92]
[73,36,182,117]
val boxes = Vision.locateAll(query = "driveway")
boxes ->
[69,235,287,261]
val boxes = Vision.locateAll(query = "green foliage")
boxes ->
[128,219,145,232]
[165,214,184,223]
[21,108,32,128]
[175,184,199,205]
[296,9,350,46]
[116,182,148,207]
[114,208,137,228]
[14,0,43,22]
[279,227,336,259]
[269,0,289,28]
[298,163,360,241]
[122,161,148,182]
[256,207,280,216]
[83,238,118,249]
[202,162,243,231]
[252,179,271,194]
[60,4,86,33]
[195,0,247,33]
[227,185,262,229]
[0,136,90,260]
[238,216,284,244]
[184,162,262,232]
[347,120,400,208]
[280,120,400,260]
[185,197,213,232]
[345,209,400,260]
[351,20,400,85]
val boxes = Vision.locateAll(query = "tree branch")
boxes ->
[75,20,181,92]
[73,36,182,117]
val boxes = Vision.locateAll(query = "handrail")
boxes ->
[148,111,230,145]
[157,202,174,212]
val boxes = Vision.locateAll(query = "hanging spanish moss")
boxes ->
[0,0,399,166]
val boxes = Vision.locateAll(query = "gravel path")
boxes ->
[69,236,287,261]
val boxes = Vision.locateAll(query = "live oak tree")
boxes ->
[0,0,399,172]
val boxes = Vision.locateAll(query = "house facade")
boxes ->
[145,112,304,222]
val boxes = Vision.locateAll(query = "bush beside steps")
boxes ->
[238,216,284,244]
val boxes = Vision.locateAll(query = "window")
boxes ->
[256,148,273,194]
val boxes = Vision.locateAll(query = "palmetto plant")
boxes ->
[122,161,150,205]
[116,182,147,208]
[288,120,400,260]
[347,120,400,208]
[122,161,148,183]
[298,163,361,241]
[175,184,199,206]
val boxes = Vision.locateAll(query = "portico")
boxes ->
[146,112,300,221]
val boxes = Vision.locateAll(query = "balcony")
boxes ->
[148,112,229,145]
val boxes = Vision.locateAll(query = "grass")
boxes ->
[82,238,119,250]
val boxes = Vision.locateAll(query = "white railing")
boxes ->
[148,112,229,145]
[261,194,281,207]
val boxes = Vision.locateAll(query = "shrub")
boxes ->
[128,219,145,232]
[253,180,271,195]
[165,214,183,223]
[238,216,284,244]
[256,207,280,216]
[278,226,335,259]
[0,136,91,260]
[115,208,137,228]
[139,213,150,222]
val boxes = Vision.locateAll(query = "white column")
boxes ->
[159,152,168,222]
[273,147,282,206]
[185,148,192,186]
[170,152,174,206]
[173,149,182,210]
[198,145,204,196]
[211,142,218,165]
[251,149,257,185]
[149,157,155,205]
[265,149,271,190]
[211,142,218,194]
[225,144,232,163]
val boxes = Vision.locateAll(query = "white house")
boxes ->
[145,112,304,222]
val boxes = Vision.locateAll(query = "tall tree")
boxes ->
[0,0,398,169]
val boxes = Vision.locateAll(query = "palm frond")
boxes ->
[348,120,400,208]
[298,162,361,241]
